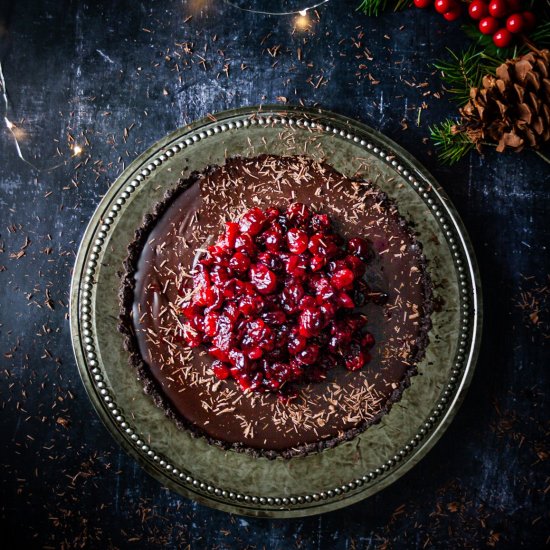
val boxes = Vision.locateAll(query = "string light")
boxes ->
[223,0,329,16]
[72,144,83,156]
[0,60,74,172]
[294,11,311,30]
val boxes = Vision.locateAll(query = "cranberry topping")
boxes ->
[180,203,382,401]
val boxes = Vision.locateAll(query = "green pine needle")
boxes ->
[357,0,411,17]
[430,120,475,165]
[531,21,550,49]
[435,46,501,106]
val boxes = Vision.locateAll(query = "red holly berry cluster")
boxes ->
[413,0,537,48]
[469,0,536,47]
[181,203,380,401]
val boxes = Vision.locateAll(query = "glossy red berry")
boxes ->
[434,0,453,14]
[181,203,380,399]
[238,207,265,236]
[479,16,500,35]
[506,13,524,33]
[413,0,433,8]
[506,0,523,9]
[250,264,277,294]
[489,0,509,18]
[468,0,489,20]
[286,228,309,254]
[443,6,462,21]
[212,360,230,380]
[493,28,512,47]
[331,268,355,289]
[522,11,536,31]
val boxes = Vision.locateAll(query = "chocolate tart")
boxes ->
[119,154,433,459]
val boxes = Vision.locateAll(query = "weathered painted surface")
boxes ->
[0,0,548,547]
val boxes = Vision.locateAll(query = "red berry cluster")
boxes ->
[414,0,463,22]
[469,0,536,47]
[181,203,379,401]
[413,0,537,48]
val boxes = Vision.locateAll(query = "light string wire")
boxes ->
[0,59,80,172]
[222,0,330,16]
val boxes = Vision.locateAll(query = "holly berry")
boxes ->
[506,0,524,10]
[493,28,513,48]
[479,16,500,35]
[488,0,509,19]
[413,0,433,7]
[468,0,489,20]
[434,0,453,14]
[522,11,536,31]
[506,13,525,34]
[443,6,462,21]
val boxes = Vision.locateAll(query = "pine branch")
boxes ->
[435,46,501,105]
[357,0,411,17]
[531,22,550,49]
[430,120,475,165]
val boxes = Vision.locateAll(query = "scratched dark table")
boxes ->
[1,0,549,548]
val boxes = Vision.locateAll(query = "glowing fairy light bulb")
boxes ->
[72,144,83,156]
[295,10,310,30]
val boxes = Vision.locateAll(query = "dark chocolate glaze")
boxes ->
[119,155,433,458]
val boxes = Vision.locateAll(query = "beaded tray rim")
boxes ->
[69,106,482,518]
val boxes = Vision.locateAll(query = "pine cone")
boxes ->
[459,49,550,153]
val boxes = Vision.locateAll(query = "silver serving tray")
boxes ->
[70,106,482,517]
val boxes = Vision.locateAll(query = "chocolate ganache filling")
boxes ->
[119,155,433,458]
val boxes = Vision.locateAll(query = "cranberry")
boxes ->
[179,203,384,399]
[286,202,311,226]
[286,254,308,279]
[362,332,376,349]
[345,255,366,277]
[287,228,309,254]
[347,237,371,261]
[203,311,220,337]
[224,222,239,249]
[250,264,277,294]
[229,252,251,274]
[239,207,266,236]
[345,349,366,371]
[310,254,326,272]
[193,271,214,306]
[260,223,284,252]
[288,330,307,355]
[295,344,320,365]
[309,233,337,258]
[212,360,230,380]
[310,213,331,232]
[298,306,323,337]
[234,233,255,256]
[331,268,355,289]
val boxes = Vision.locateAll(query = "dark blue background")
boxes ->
[0,0,548,547]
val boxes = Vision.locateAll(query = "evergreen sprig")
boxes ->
[430,119,475,165]
[357,0,411,17]
[434,46,501,105]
